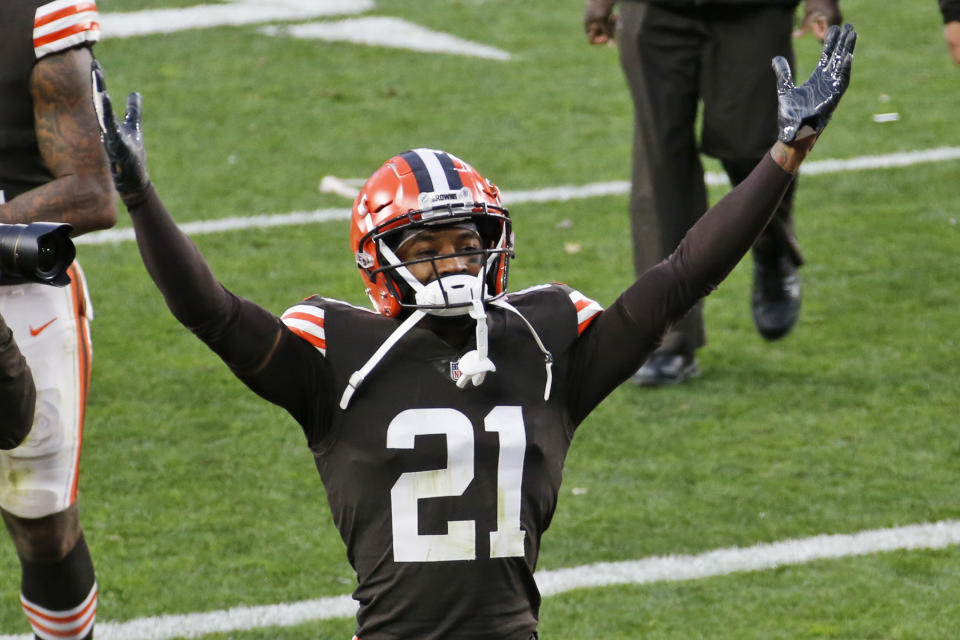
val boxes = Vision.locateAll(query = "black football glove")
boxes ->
[91,60,150,195]
[773,23,857,143]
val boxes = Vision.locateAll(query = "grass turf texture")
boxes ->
[2,0,960,637]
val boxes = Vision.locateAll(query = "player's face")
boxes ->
[396,227,484,285]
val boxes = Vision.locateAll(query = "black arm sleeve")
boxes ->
[0,316,36,450]
[123,186,335,432]
[568,153,795,422]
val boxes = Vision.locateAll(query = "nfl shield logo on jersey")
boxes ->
[449,360,463,382]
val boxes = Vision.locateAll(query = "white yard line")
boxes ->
[2,519,958,640]
[100,0,511,59]
[98,0,375,38]
[77,146,960,247]
[262,17,512,60]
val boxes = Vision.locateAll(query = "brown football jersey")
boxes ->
[264,284,603,639]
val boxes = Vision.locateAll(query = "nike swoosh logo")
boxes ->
[29,318,57,337]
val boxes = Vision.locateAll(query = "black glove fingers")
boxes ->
[124,92,143,135]
[771,56,795,94]
[817,24,841,70]
[838,51,854,90]
[775,24,856,144]
[839,25,858,71]
[90,61,119,142]
[829,26,856,91]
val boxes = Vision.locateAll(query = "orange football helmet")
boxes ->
[350,149,513,317]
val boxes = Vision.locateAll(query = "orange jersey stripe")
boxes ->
[573,298,591,312]
[33,20,100,49]
[34,2,98,29]
[568,290,603,335]
[67,263,91,505]
[577,316,598,334]
[282,311,325,328]
[287,326,327,350]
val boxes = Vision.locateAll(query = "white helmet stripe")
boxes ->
[412,148,451,192]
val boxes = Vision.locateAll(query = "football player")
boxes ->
[0,2,115,638]
[93,24,855,640]
[0,311,36,451]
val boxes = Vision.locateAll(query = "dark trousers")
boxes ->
[618,1,799,355]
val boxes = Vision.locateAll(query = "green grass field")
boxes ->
[3,0,960,638]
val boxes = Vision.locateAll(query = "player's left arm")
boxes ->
[0,47,116,235]
[568,26,856,421]
[0,312,36,450]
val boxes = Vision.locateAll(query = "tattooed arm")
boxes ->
[0,47,116,235]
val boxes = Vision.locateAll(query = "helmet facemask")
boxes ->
[358,202,513,318]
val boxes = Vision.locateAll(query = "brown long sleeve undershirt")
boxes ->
[122,151,794,425]
[568,152,795,421]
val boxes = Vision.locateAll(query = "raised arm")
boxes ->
[91,62,333,428]
[91,62,280,372]
[0,47,116,235]
[570,25,857,420]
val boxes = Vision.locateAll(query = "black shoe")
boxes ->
[630,351,700,387]
[752,255,801,341]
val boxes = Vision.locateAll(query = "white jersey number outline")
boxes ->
[387,406,526,562]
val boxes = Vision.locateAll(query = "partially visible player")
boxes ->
[95,25,855,639]
[0,1,116,638]
[0,311,36,451]
[941,0,960,64]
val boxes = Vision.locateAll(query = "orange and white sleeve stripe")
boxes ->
[281,305,327,355]
[20,582,97,640]
[567,289,603,335]
[33,0,101,59]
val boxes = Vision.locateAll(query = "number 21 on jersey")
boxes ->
[387,406,526,562]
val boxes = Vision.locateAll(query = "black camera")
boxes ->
[0,222,76,287]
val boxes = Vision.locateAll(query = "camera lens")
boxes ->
[36,236,57,273]
[0,221,75,286]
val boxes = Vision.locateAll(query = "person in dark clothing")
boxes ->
[93,25,855,640]
[0,311,36,451]
[585,0,842,386]
[940,0,960,63]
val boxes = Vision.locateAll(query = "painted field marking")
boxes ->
[99,0,510,60]
[76,145,960,247]
[99,0,374,38]
[262,17,512,60]
[2,519,958,640]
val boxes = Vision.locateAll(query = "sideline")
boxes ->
[77,145,960,246]
[2,519,958,639]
